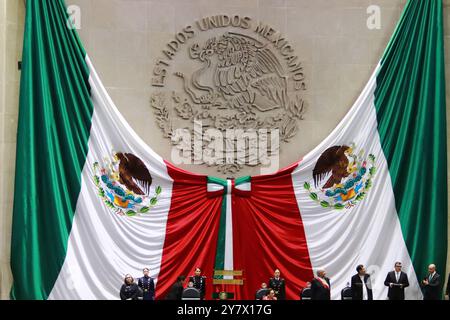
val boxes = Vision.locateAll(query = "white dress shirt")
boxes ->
[395,271,401,282]
[360,275,368,300]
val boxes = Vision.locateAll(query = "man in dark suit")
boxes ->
[311,269,331,300]
[268,269,286,300]
[189,267,206,300]
[384,262,409,300]
[351,264,373,300]
[165,275,186,300]
[138,267,155,300]
[420,264,441,300]
[446,273,450,300]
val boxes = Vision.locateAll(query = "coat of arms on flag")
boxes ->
[93,152,162,216]
[304,144,376,210]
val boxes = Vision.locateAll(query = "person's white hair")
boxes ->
[428,264,436,269]
[316,269,325,276]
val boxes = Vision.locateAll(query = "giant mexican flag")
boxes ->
[11,0,447,300]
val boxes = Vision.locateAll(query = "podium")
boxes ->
[256,288,269,300]
[300,287,312,300]
[341,286,352,300]
[212,270,244,300]
[181,287,201,300]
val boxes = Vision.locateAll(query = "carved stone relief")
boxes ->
[150,15,307,175]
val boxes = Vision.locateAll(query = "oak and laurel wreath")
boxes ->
[93,162,162,217]
[304,154,376,210]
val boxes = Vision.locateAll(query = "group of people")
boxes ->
[296,262,448,300]
[255,269,286,300]
[165,268,207,300]
[120,267,206,300]
[120,268,155,300]
[120,263,450,300]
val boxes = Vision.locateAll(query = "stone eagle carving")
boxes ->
[176,32,289,114]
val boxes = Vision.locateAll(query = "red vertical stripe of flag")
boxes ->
[232,163,314,300]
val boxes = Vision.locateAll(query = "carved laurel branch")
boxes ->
[150,92,173,138]
[279,94,306,143]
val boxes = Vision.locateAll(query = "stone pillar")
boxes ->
[0,0,24,300]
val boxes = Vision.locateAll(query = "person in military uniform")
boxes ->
[138,267,155,300]
[189,267,206,300]
[268,269,286,300]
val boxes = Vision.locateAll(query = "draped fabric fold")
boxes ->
[11,0,93,300]
[155,165,222,300]
[374,0,447,284]
[232,164,314,300]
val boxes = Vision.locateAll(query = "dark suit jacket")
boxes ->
[165,282,184,300]
[384,271,409,300]
[311,277,331,300]
[120,283,142,300]
[421,273,441,300]
[351,274,373,300]
[446,273,450,296]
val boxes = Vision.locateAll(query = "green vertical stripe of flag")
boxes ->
[208,177,228,276]
[374,0,447,292]
[10,0,93,300]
